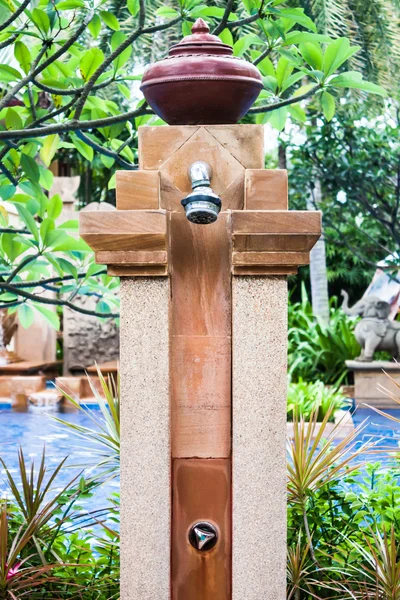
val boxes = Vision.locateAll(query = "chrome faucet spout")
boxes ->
[181,161,222,225]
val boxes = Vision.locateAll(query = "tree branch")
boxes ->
[73,5,147,120]
[0,105,153,141]
[75,131,137,170]
[0,0,30,32]
[6,253,41,283]
[0,32,19,50]
[212,0,234,35]
[226,12,261,29]
[32,76,113,96]
[247,85,321,114]
[10,270,106,288]
[0,162,18,186]
[0,9,94,112]
[0,282,119,318]
[253,46,272,66]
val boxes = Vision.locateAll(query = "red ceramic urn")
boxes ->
[140,18,263,125]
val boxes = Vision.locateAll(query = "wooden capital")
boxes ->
[79,142,321,277]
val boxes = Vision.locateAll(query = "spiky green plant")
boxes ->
[341,526,400,599]
[54,367,120,482]
[287,404,376,565]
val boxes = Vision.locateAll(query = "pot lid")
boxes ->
[169,18,232,56]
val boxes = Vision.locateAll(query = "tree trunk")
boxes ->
[307,180,330,324]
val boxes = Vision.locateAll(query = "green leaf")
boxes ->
[14,41,31,74]
[40,217,55,245]
[322,38,360,77]
[21,154,40,183]
[15,204,39,241]
[269,106,288,131]
[155,6,179,17]
[276,56,293,88]
[233,33,263,57]
[117,83,130,99]
[18,304,35,329]
[1,234,23,262]
[47,194,63,219]
[299,42,323,70]
[0,185,16,201]
[182,21,192,37]
[56,0,85,8]
[111,31,132,71]
[80,48,104,81]
[100,10,120,30]
[263,76,278,93]
[70,134,93,161]
[320,91,335,121]
[5,107,22,130]
[40,134,60,166]
[57,257,78,279]
[281,71,304,93]
[39,167,53,191]
[284,31,332,45]
[277,8,316,32]
[88,13,101,38]
[329,72,387,96]
[33,304,60,330]
[218,28,233,46]
[257,56,275,78]
[127,0,139,16]
[288,103,306,123]
[0,64,22,82]
[31,8,50,34]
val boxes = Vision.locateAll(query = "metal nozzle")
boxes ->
[181,161,221,225]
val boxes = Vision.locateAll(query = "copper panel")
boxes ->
[170,212,231,337]
[172,459,231,600]
[171,335,231,458]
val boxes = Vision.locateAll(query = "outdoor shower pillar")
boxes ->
[79,124,321,600]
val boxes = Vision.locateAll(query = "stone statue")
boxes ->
[341,290,400,361]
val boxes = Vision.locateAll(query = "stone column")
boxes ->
[232,276,287,600]
[120,277,170,599]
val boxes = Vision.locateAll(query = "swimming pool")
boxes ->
[1,404,399,508]
[0,404,119,511]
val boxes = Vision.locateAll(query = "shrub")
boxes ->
[288,286,360,386]
[287,379,347,422]
[0,449,119,599]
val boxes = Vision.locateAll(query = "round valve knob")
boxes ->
[188,522,218,552]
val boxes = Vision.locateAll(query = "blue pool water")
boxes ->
[0,404,119,512]
[1,404,399,509]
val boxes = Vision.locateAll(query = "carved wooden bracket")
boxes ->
[79,209,168,276]
[231,209,321,275]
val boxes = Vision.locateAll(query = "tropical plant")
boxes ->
[287,378,347,421]
[0,448,120,599]
[288,285,360,385]
[54,367,120,481]
[0,0,387,318]
[292,0,400,98]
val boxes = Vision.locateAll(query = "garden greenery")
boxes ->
[0,0,387,324]
[0,371,399,597]
[0,448,119,599]
[287,378,347,421]
[288,285,360,385]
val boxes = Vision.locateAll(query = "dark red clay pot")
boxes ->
[140,18,263,125]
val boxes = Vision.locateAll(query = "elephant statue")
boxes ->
[341,290,400,362]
